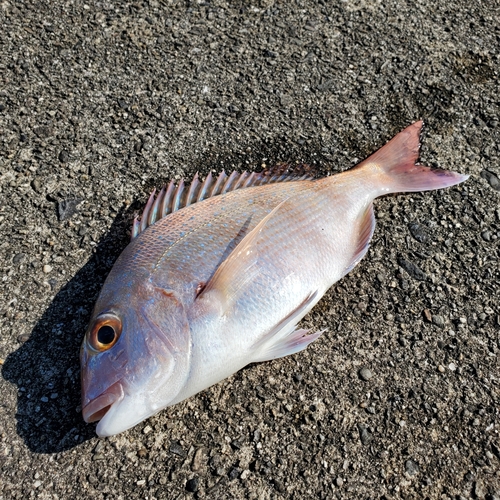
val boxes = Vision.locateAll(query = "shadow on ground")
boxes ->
[2,208,133,454]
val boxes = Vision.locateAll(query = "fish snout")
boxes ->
[82,381,124,423]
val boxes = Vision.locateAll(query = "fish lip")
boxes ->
[82,381,124,423]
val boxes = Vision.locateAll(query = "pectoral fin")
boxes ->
[252,291,325,362]
[196,199,288,313]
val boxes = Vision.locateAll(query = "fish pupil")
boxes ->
[97,325,116,345]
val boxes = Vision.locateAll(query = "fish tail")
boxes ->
[355,120,469,194]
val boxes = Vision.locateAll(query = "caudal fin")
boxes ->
[356,121,468,194]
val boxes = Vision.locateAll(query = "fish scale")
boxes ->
[80,121,468,436]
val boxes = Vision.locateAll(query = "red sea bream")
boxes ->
[80,121,468,437]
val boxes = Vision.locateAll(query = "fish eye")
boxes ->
[89,314,122,352]
[97,325,116,345]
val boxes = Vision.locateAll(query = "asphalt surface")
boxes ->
[1,1,499,499]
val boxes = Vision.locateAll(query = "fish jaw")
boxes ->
[82,380,124,423]
[95,387,158,437]
[83,378,164,437]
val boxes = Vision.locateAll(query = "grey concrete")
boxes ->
[1,0,499,498]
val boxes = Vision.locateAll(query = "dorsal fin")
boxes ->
[131,165,315,239]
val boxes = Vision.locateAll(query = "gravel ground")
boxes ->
[1,1,499,499]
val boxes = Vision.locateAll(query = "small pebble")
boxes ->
[474,480,486,498]
[438,365,445,373]
[408,221,428,243]
[272,478,285,493]
[58,198,82,221]
[359,367,373,381]
[336,477,343,487]
[13,253,26,264]
[43,264,52,273]
[136,479,145,486]
[405,459,419,476]
[397,255,427,281]
[432,315,445,328]
[169,441,186,457]
[31,178,42,193]
[143,425,152,434]
[228,467,241,481]
[481,230,491,242]
[58,150,70,163]
[240,469,251,480]
[358,424,371,445]
[480,170,500,191]
[191,448,205,472]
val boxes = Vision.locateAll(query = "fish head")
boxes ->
[80,281,191,437]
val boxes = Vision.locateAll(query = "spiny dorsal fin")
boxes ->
[131,166,314,239]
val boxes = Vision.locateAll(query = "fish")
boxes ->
[80,121,468,437]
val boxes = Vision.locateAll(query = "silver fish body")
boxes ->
[80,121,468,436]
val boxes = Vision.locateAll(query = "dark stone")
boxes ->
[228,467,241,481]
[357,424,371,445]
[408,221,428,243]
[34,125,53,138]
[169,441,186,457]
[13,253,25,264]
[58,150,70,163]
[480,170,500,191]
[397,255,427,281]
[230,439,242,450]
[186,477,199,492]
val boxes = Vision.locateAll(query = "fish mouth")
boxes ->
[82,381,125,423]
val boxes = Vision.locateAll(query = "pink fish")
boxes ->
[80,121,468,436]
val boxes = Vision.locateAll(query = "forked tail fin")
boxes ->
[355,121,469,194]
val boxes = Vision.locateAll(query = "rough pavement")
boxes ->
[1,1,499,498]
